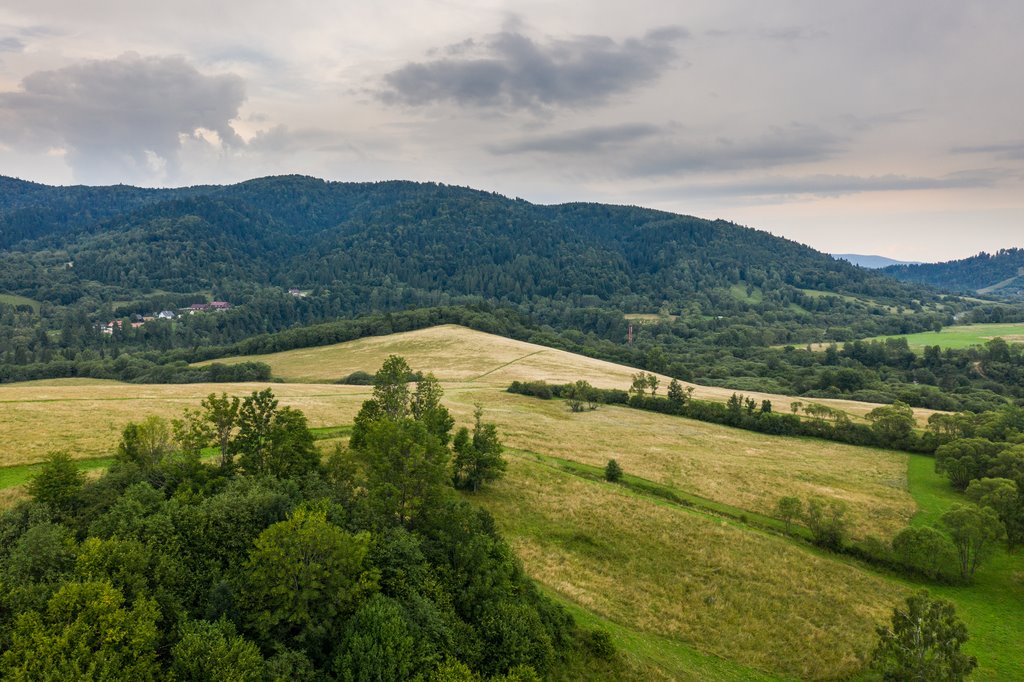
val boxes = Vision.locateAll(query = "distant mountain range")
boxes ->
[832,254,923,269]
[882,248,1024,297]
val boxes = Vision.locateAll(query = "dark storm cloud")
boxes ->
[488,123,662,154]
[952,142,1024,160]
[0,53,245,182]
[622,125,843,176]
[380,27,688,109]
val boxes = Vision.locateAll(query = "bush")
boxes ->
[584,629,616,660]
[804,498,848,550]
[337,370,375,385]
[604,459,623,483]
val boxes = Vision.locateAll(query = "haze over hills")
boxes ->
[883,248,1024,297]
[832,254,923,269]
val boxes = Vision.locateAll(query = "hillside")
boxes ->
[0,174,953,350]
[197,324,943,423]
[3,325,1023,679]
[884,248,1024,296]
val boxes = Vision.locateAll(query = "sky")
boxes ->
[0,1,1022,262]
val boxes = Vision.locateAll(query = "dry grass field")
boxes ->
[0,326,967,679]
[0,376,916,541]
[479,457,906,680]
[0,381,370,465]
[198,324,941,424]
[0,328,918,540]
[440,387,915,541]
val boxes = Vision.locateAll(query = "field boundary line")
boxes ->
[470,349,548,382]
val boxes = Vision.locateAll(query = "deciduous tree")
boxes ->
[453,405,506,492]
[941,504,1005,582]
[871,591,976,681]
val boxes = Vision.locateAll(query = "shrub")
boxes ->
[604,460,623,483]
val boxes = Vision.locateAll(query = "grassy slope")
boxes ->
[4,325,1021,678]
[194,324,943,424]
[0,292,41,312]
[863,322,1024,350]
[479,456,902,681]
[903,455,1024,680]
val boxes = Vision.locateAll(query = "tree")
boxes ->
[359,418,451,527]
[871,590,976,681]
[940,504,1005,582]
[774,496,802,534]
[667,378,685,407]
[232,388,279,472]
[373,355,413,419]
[27,451,84,517]
[117,415,174,471]
[171,619,265,681]
[238,506,377,657]
[645,373,659,397]
[891,526,956,580]
[0,581,161,681]
[333,594,418,682]
[865,401,916,446]
[453,405,506,492]
[411,373,455,445]
[804,497,848,550]
[604,459,623,483]
[564,380,596,413]
[629,372,647,398]
[264,407,320,478]
[935,438,1004,491]
[201,392,240,467]
[229,389,319,478]
[966,477,1023,549]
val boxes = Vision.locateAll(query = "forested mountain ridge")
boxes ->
[3,174,935,305]
[884,248,1024,297]
[8,174,1022,411]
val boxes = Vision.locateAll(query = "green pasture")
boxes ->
[864,323,1024,350]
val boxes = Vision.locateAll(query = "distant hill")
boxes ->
[832,254,922,269]
[1,174,936,316]
[883,248,1024,297]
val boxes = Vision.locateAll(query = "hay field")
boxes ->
[1,331,918,540]
[0,382,370,465]
[198,324,940,424]
[479,457,906,680]
[438,387,914,541]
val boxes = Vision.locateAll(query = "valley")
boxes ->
[3,325,1022,680]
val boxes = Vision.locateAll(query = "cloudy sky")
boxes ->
[1,1,1021,261]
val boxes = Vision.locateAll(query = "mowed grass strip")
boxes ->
[478,456,905,680]
[441,388,916,541]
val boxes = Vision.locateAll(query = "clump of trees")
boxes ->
[871,591,976,681]
[0,356,611,679]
